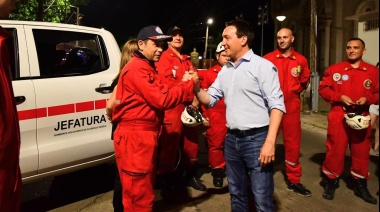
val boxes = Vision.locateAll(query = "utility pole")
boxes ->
[310,0,319,112]
[203,26,209,60]
[203,18,213,68]
[257,2,269,56]
[209,36,213,68]
[76,7,80,25]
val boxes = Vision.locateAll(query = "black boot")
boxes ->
[186,166,206,191]
[211,168,225,188]
[354,179,377,204]
[322,177,339,200]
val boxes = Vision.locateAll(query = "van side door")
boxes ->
[23,26,116,174]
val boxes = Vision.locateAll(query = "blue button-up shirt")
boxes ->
[207,49,285,130]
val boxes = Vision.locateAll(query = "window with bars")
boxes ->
[364,19,379,31]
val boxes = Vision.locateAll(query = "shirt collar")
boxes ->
[167,47,190,60]
[227,49,253,68]
[343,60,369,71]
[274,47,297,60]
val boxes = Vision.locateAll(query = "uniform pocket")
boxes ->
[128,131,158,173]
[113,134,124,160]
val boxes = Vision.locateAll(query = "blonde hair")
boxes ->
[114,39,138,80]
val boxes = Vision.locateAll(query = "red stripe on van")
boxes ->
[76,101,94,112]
[36,108,47,118]
[17,99,107,120]
[18,108,47,120]
[95,99,106,109]
[18,109,36,120]
[48,104,75,116]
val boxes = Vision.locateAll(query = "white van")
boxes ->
[0,20,121,183]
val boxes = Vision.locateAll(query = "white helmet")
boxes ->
[181,105,203,127]
[215,42,225,53]
[344,113,371,130]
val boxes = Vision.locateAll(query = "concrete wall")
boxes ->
[358,22,379,65]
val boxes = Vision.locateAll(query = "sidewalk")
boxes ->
[300,94,329,131]
[301,112,328,130]
[47,97,379,212]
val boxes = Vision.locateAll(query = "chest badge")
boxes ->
[333,73,341,81]
[363,79,372,89]
[172,69,177,78]
[342,74,349,81]
[291,67,299,77]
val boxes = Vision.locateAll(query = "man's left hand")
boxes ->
[258,141,275,166]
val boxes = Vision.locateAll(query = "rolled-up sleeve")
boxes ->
[260,64,286,113]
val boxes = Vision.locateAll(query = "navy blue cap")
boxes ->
[137,25,173,41]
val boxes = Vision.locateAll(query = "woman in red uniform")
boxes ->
[319,38,378,204]
[0,0,22,211]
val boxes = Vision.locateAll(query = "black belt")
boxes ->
[228,125,269,138]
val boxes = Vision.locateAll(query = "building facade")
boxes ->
[270,0,379,75]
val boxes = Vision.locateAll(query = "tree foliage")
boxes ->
[11,0,89,23]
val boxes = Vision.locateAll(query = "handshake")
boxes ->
[182,68,199,84]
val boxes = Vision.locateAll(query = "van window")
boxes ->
[4,28,19,80]
[33,29,110,77]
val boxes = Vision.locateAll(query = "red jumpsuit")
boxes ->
[0,27,22,211]
[198,65,227,169]
[319,60,379,180]
[112,51,194,212]
[264,48,310,184]
[155,48,199,174]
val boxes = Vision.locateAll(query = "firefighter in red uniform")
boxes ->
[319,38,378,204]
[155,26,206,192]
[264,28,311,196]
[0,0,22,211]
[112,25,197,211]
[198,42,229,187]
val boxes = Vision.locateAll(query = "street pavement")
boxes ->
[46,98,379,212]
[51,107,379,212]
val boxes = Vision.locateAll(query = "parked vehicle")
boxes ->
[0,20,120,183]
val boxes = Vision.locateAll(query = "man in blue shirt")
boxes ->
[194,20,285,211]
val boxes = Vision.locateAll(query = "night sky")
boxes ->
[80,0,275,56]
